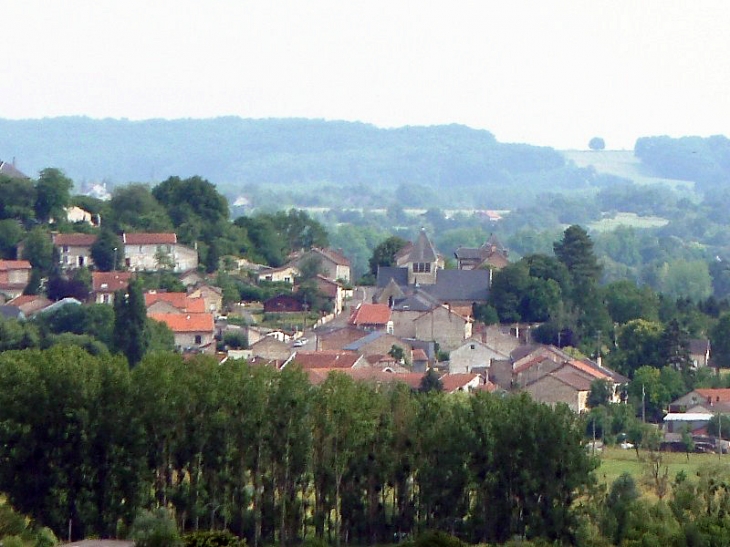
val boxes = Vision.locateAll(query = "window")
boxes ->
[62,245,69,253]
[194,335,202,345]
[102,294,110,304]
[413,262,431,273]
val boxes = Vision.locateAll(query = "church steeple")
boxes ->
[406,228,438,285]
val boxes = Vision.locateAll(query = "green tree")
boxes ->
[0,219,24,259]
[34,168,73,223]
[588,379,612,408]
[711,312,730,369]
[419,369,443,393]
[660,319,692,377]
[605,473,639,544]
[0,175,36,225]
[553,224,601,293]
[90,229,122,272]
[107,184,173,233]
[21,226,55,276]
[368,236,408,276]
[113,279,149,366]
[603,280,659,324]
[588,137,606,151]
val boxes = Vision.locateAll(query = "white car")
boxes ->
[293,338,308,347]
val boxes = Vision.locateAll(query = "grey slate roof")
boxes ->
[0,305,24,320]
[420,269,491,302]
[0,160,29,179]
[404,229,438,263]
[454,247,484,259]
[343,331,386,351]
[377,266,409,288]
[391,291,439,312]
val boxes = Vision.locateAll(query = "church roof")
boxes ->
[404,229,438,263]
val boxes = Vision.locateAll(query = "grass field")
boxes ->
[562,150,696,190]
[596,446,727,488]
[589,212,669,232]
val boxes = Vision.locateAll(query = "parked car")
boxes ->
[293,337,308,347]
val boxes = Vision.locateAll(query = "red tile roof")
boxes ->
[92,271,133,292]
[53,233,98,246]
[441,373,481,393]
[0,260,31,271]
[148,312,214,333]
[349,303,391,326]
[304,368,423,388]
[144,291,206,312]
[695,389,730,403]
[315,247,351,266]
[290,350,361,370]
[123,232,177,245]
[411,348,428,361]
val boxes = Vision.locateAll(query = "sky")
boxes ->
[1,1,728,150]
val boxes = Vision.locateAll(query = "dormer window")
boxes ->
[413,262,431,273]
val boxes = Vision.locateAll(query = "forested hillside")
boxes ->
[0,117,621,209]
[635,135,730,193]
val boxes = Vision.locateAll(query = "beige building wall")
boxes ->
[414,307,471,352]
[449,341,506,374]
[524,376,586,413]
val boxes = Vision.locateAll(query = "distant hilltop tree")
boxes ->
[589,137,606,150]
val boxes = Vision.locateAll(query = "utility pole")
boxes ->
[642,383,646,423]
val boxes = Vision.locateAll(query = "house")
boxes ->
[413,305,473,352]
[454,234,509,271]
[52,233,98,269]
[689,339,711,368]
[7,294,53,317]
[523,364,595,413]
[257,265,299,284]
[148,312,215,353]
[285,350,367,370]
[0,159,28,179]
[249,336,292,361]
[179,269,205,287]
[188,284,223,314]
[669,389,730,414]
[317,325,374,351]
[440,373,484,394]
[490,344,628,403]
[144,291,207,314]
[342,331,410,359]
[291,247,352,283]
[91,271,133,304]
[349,303,393,332]
[311,274,346,315]
[122,233,198,272]
[65,206,99,226]
[264,294,303,313]
[448,339,508,374]
[0,259,32,299]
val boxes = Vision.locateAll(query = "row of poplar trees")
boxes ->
[0,346,594,545]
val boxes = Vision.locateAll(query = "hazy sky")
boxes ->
[1,1,728,149]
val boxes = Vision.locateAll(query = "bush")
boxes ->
[183,530,245,547]
[129,508,181,547]
[223,331,248,349]
[410,530,463,547]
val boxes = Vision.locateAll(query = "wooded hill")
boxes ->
[0,117,625,209]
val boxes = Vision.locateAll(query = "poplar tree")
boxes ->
[113,278,149,366]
